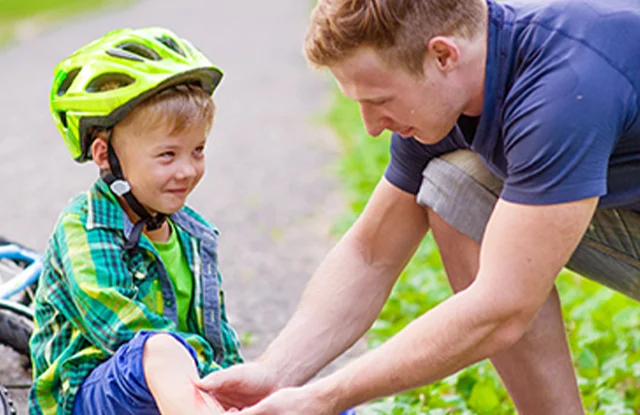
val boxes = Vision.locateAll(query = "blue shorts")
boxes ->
[72,331,358,415]
[72,331,199,415]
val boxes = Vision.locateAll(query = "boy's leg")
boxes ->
[418,150,584,415]
[72,331,223,415]
[143,333,224,415]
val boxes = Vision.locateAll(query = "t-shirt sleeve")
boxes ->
[384,131,467,194]
[500,52,637,205]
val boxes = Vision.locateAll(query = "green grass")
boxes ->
[0,0,132,47]
[0,0,127,21]
[325,88,640,414]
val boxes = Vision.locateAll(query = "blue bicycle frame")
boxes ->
[0,243,42,301]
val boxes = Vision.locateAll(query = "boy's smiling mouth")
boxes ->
[167,187,189,195]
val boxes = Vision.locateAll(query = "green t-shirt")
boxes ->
[152,219,193,332]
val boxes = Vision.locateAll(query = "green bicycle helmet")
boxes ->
[50,26,223,162]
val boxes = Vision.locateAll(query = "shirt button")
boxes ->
[165,300,173,307]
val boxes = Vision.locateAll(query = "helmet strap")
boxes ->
[100,129,167,254]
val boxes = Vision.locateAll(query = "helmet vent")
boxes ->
[57,68,81,96]
[106,48,144,62]
[116,42,161,61]
[156,35,186,57]
[58,112,68,128]
[86,73,136,93]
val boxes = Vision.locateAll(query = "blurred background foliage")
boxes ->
[0,0,131,47]
[326,87,640,414]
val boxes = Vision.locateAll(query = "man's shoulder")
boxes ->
[507,0,638,23]
[507,0,640,58]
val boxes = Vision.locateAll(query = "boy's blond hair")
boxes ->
[115,84,216,137]
[304,0,486,76]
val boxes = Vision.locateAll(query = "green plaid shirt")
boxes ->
[29,179,243,415]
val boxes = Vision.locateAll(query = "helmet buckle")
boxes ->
[110,179,131,196]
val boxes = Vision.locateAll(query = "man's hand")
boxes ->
[224,385,338,415]
[196,362,278,410]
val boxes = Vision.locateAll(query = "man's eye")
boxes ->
[194,146,205,155]
[373,98,390,106]
[158,151,175,158]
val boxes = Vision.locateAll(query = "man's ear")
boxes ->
[91,132,110,171]
[426,36,460,72]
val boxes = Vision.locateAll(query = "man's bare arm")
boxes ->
[307,197,597,410]
[259,178,431,388]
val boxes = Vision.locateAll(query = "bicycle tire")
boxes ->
[0,385,16,415]
[0,308,32,358]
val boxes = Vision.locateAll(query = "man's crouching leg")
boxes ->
[418,149,584,415]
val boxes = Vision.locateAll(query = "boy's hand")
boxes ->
[196,362,278,410]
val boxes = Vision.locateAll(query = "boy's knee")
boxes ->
[144,332,183,352]
[143,332,189,364]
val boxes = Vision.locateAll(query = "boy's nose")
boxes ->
[176,162,198,179]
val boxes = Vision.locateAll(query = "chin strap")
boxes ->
[99,129,166,254]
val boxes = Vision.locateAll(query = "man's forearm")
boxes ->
[311,285,528,410]
[258,232,401,388]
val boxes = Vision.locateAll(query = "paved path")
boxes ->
[0,1,365,411]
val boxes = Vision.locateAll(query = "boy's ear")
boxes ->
[91,135,110,170]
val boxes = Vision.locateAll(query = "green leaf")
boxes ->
[577,347,600,379]
[468,382,500,413]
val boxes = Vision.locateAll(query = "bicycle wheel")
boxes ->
[0,305,32,358]
[0,385,16,415]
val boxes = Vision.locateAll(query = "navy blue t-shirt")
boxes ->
[385,0,640,210]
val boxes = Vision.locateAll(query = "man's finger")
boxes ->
[196,372,234,390]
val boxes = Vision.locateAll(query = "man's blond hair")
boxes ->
[304,0,486,75]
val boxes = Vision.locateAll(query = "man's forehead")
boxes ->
[330,49,399,99]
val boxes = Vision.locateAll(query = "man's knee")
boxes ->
[420,151,640,302]
[566,208,640,301]
[418,149,502,244]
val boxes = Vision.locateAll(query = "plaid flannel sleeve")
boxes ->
[58,212,180,354]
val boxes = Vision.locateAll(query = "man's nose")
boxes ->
[360,105,389,137]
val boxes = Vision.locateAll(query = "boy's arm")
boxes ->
[56,212,195,355]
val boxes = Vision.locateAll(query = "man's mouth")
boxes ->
[397,127,414,138]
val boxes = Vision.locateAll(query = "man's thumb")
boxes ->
[196,371,234,391]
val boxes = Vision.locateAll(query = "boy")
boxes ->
[29,27,241,415]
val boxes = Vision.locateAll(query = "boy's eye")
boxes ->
[158,151,175,158]
[194,146,205,156]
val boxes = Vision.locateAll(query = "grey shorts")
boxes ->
[417,149,640,301]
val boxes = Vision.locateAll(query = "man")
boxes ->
[198,0,640,413]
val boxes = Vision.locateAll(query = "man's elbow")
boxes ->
[490,314,531,353]
[471,287,540,355]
